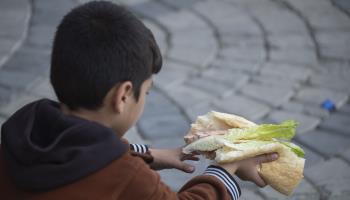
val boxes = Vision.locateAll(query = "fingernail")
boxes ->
[187,166,194,172]
[272,153,278,159]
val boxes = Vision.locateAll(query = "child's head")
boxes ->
[50,1,162,133]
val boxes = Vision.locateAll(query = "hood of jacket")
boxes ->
[0,99,128,191]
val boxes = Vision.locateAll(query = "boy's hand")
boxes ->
[149,148,199,173]
[219,153,279,187]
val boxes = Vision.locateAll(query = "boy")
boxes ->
[0,1,277,199]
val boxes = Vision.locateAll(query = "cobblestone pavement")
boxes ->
[1,0,350,199]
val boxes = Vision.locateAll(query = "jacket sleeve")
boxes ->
[119,155,241,200]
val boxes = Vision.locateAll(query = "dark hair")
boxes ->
[50,1,162,110]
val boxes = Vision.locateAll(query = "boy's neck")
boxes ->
[60,104,112,130]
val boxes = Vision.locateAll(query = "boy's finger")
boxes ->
[178,163,195,173]
[255,153,279,164]
[253,174,267,187]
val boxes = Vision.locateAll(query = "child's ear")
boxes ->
[112,81,133,113]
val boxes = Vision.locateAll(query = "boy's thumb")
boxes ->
[179,163,195,173]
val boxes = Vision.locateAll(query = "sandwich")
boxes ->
[183,111,305,196]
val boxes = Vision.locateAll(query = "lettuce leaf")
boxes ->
[280,141,305,158]
[224,120,298,141]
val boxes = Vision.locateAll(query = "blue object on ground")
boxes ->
[321,99,336,111]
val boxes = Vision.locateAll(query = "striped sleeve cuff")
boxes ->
[204,165,241,200]
[129,144,149,154]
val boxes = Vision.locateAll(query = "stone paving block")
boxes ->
[251,74,301,90]
[201,68,250,89]
[282,101,330,118]
[268,34,315,49]
[239,83,294,107]
[115,0,149,7]
[141,90,180,118]
[260,63,312,82]
[318,62,350,82]
[3,47,50,75]
[214,94,270,121]
[310,73,350,93]
[0,69,40,90]
[124,127,145,145]
[267,110,321,134]
[249,10,308,34]
[296,87,348,109]
[239,188,264,200]
[171,29,216,48]
[156,10,208,32]
[334,0,350,14]
[185,102,216,122]
[0,94,40,117]
[270,48,317,65]
[307,10,350,30]
[186,77,234,98]
[219,46,265,62]
[27,24,55,48]
[142,19,167,54]
[0,85,13,106]
[28,78,56,100]
[294,141,325,169]
[259,179,319,200]
[221,34,263,48]
[297,129,350,157]
[317,31,350,59]
[138,113,189,141]
[338,104,350,115]
[154,61,197,89]
[211,59,261,74]
[168,44,216,68]
[166,84,215,109]
[130,0,171,18]
[319,113,350,136]
[161,0,201,9]
[339,148,350,163]
[0,39,16,58]
[305,158,350,199]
